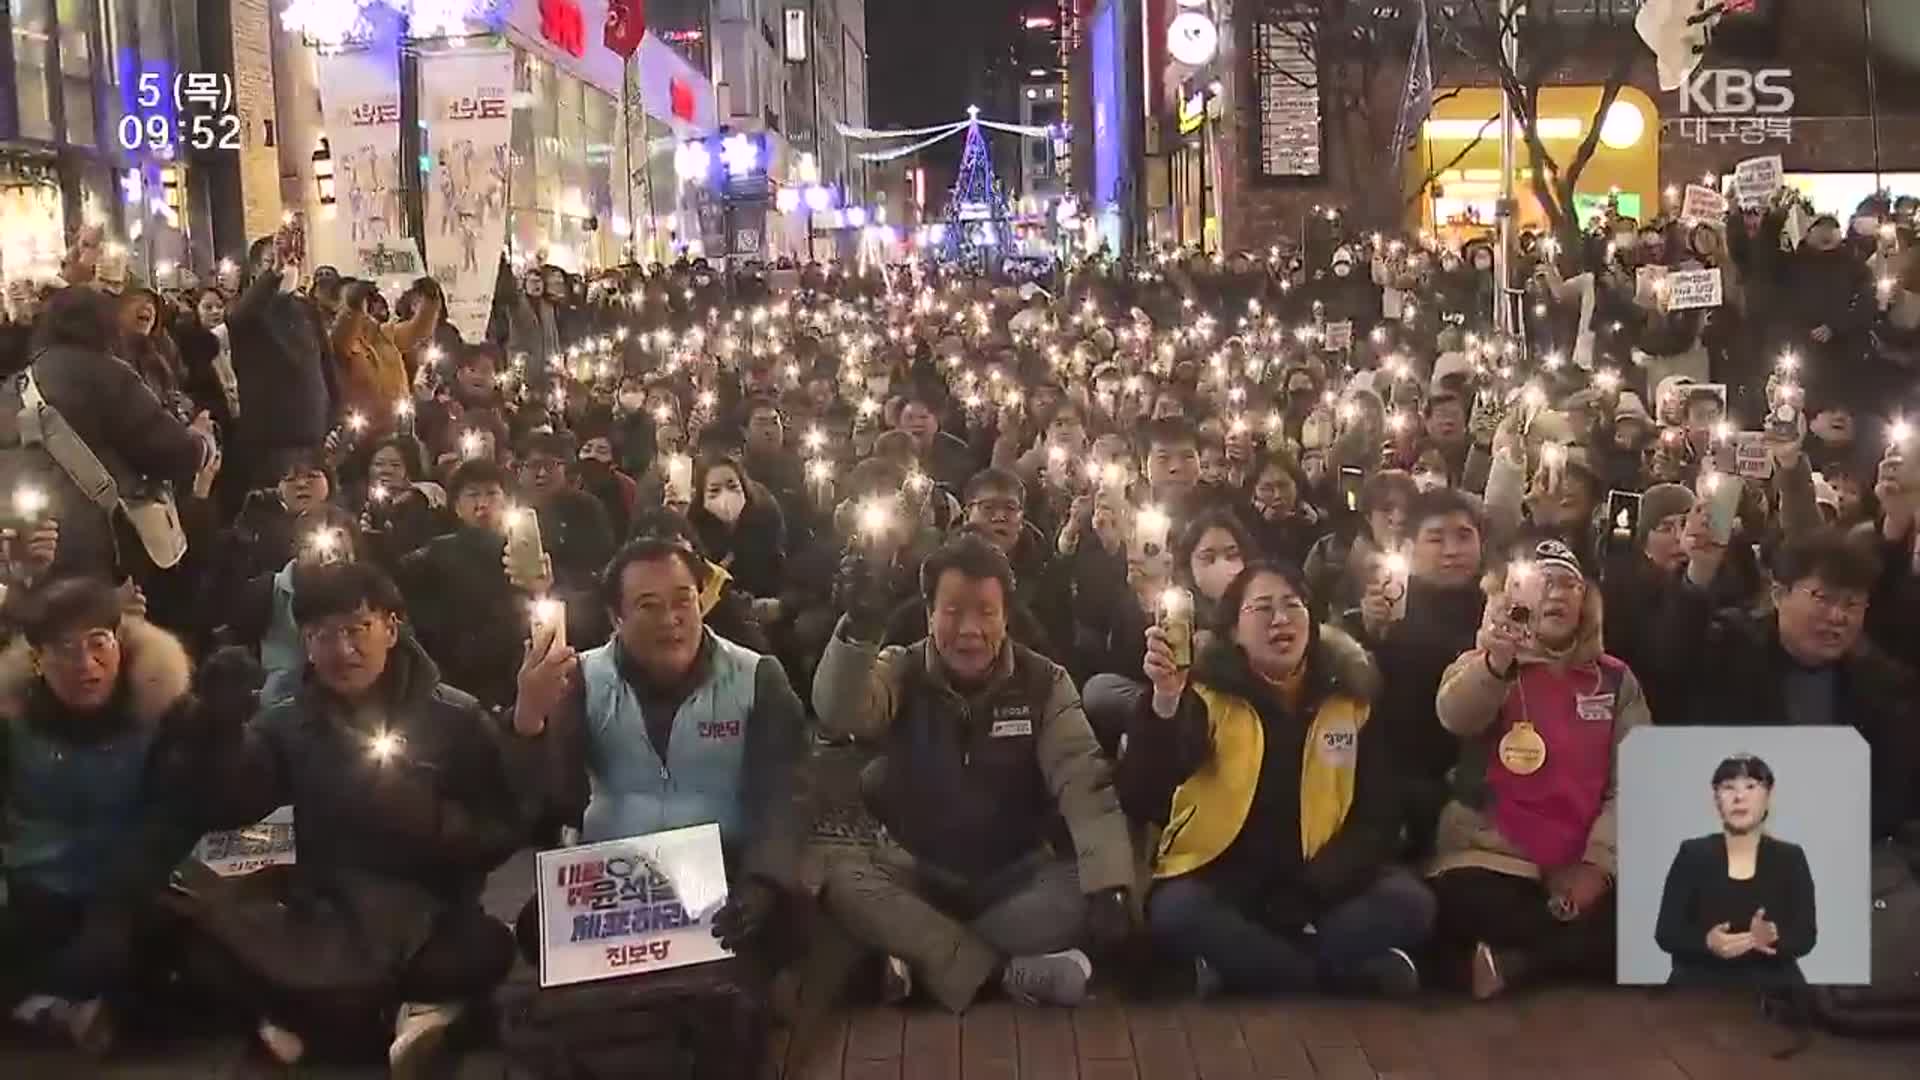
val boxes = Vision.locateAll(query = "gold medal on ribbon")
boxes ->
[1498,721,1548,775]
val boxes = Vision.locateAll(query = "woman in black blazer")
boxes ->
[1655,755,1817,989]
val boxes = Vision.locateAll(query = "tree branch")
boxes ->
[1406,111,1503,211]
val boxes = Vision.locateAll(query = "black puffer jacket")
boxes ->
[189,633,534,991]
[397,526,532,709]
[224,270,335,456]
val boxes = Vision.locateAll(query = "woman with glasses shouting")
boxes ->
[1115,559,1435,999]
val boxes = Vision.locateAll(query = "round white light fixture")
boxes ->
[1598,100,1645,151]
[1168,12,1219,67]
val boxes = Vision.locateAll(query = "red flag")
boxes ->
[605,0,646,59]
[670,77,697,123]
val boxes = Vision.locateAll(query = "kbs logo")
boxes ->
[540,0,587,58]
[699,720,742,740]
[1678,68,1794,116]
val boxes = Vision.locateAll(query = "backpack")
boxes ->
[496,957,767,1079]
[1804,838,1920,1036]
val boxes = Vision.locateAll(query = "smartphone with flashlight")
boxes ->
[504,507,547,585]
[1338,466,1365,513]
[530,597,568,655]
[1157,587,1194,669]
[1503,563,1545,639]
[1700,473,1741,544]
[1606,490,1643,554]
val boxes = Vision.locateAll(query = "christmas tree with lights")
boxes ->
[941,108,1015,271]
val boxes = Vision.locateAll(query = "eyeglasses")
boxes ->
[969,498,1023,519]
[37,629,117,666]
[303,616,387,651]
[523,458,567,475]
[1239,597,1311,626]
[1797,585,1867,619]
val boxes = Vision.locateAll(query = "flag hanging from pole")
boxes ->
[1386,0,1434,163]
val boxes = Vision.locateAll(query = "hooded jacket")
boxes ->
[1117,626,1397,913]
[0,618,202,899]
[1429,565,1650,880]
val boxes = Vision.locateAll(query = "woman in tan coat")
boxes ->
[330,281,437,433]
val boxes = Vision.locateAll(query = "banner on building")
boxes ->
[315,49,420,285]
[535,824,733,988]
[419,48,517,342]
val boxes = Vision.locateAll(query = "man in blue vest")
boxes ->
[813,535,1134,1012]
[512,538,810,957]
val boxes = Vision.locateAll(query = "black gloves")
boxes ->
[833,551,894,641]
[711,877,781,952]
[1085,888,1133,951]
[195,646,264,734]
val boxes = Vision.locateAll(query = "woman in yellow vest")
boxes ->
[1116,560,1436,995]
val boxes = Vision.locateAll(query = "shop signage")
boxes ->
[1666,66,1795,148]
[540,0,587,57]
[507,0,624,95]
[1678,68,1795,116]
[534,824,732,988]
[1253,13,1323,179]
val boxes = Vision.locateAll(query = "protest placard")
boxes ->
[1734,432,1775,479]
[194,806,296,877]
[1324,320,1354,351]
[1733,155,1783,207]
[535,823,733,988]
[1681,184,1729,222]
[1664,268,1724,311]
[1635,265,1669,307]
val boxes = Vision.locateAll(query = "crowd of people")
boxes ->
[1,189,1918,1072]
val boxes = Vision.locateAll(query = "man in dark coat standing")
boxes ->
[224,230,338,495]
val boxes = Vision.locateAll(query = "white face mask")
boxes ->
[1193,558,1244,600]
[1333,263,1352,278]
[707,488,746,524]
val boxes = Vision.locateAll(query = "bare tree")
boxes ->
[1431,0,1643,262]
[1250,1,1473,225]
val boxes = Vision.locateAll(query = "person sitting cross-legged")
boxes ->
[1118,560,1435,997]
[813,535,1135,1012]
[182,563,532,1074]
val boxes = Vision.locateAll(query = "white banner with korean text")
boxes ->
[315,49,420,286]
[419,48,516,342]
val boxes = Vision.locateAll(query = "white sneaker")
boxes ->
[389,1001,465,1077]
[1001,949,1093,1007]
[257,1019,306,1065]
[881,954,914,1005]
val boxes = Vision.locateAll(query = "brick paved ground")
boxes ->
[3,988,1915,1079]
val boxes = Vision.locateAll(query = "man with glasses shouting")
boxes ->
[1650,526,1920,839]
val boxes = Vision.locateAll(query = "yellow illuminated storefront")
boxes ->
[1406,85,1661,239]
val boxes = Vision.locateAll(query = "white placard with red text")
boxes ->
[419,48,516,342]
[535,823,733,988]
[1733,155,1783,207]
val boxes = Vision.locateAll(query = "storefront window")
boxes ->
[11,0,55,141]
[57,0,96,146]
[583,88,615,266]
